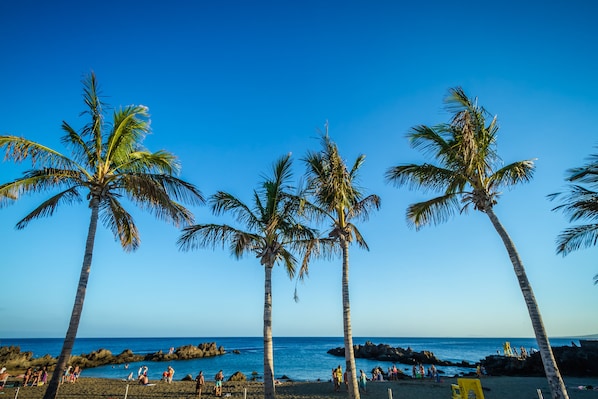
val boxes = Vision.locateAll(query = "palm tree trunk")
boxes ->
[43,200,100,399]
[341,239,360,399]
[263,264,275,399]
[485,207,569,399]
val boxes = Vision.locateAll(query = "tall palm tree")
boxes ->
[385,87,568,399]
[177,154,318,399]
[0,73,205,399]
[549,150,598,283]
[303,128,380,399]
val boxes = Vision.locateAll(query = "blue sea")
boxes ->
[0,337,580,382]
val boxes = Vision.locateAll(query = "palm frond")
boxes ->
[211,191,260,230]
[385,163,463,193]
[60,121,95,168]
[348,223,369,250]
[406,193,461,229]
[408,124,452,162]
[0,135,75,169]
[347,194,381,222]
[549,185,598,222]
[15,187,82,229]
[107,105,151,165]
[0,168,85,208]
[490,160,536,189]
[101,196,140,251]
[555,224,598,255]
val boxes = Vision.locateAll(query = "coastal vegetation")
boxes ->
[384,87,569,399]
[0,73,205,399]
[177,154,321,399]
[302,129,380,399]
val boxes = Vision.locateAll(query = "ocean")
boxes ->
[0,337,579,382]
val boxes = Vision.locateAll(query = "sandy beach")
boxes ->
[2,376,598,399]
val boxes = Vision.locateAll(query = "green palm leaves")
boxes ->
[1,73,204,250]
[386,87,569,399]
[304,132,380,247]
[549,151,598,257]
[386,87,535,226]
[178,154,319,399]
[178,154,317,273]
[0,73,204,399]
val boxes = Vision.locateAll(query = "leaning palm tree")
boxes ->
[549,149,598,284]
[303,129,380,399]
[0,73,205,399]
[385,87,568,399]
[177,154,318,399]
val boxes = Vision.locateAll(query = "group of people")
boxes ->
[331,366,367,393]
[61,365,81,384]
[410,363,440,382]
[502,342,534,359]
[23,366,49,386]
[332,365,345,392]
[193,370,223,397]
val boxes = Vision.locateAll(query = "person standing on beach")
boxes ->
[359,370,367,393]
[336,365,343,386]
[195,371,204,397]
[215,370,224,397]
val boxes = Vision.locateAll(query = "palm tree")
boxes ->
[549,150,598,283]
[303,128,380,399]
[177,154,318,399]
[0,73,205,399]
[385,87,569,399]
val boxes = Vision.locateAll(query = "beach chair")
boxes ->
[451,383,461,399]
[451,378,485,399]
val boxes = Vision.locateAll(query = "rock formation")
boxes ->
[0,342,226,372]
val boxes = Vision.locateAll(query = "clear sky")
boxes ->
[1,0,597,339]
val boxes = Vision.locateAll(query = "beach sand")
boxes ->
[2,376,598,399]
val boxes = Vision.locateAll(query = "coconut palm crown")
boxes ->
[385,87,569,399]
[0,72,205,399]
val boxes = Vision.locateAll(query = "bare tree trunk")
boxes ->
[341,239,360,399]
[263,265,275,399]
[43,201,99,399]
[485,207,569,399]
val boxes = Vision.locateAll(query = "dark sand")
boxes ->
[2,376,598,399]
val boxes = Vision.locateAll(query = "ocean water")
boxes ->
[0,336,579,382]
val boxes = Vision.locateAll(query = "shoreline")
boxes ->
[2,376,598,399]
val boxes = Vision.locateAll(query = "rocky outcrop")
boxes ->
[328,341,474,368]
[228,371,246,382]
[145,342,225,361]
[0,342,226,372]
[482,344,598,377]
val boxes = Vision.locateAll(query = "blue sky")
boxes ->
[1,0,597,339]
